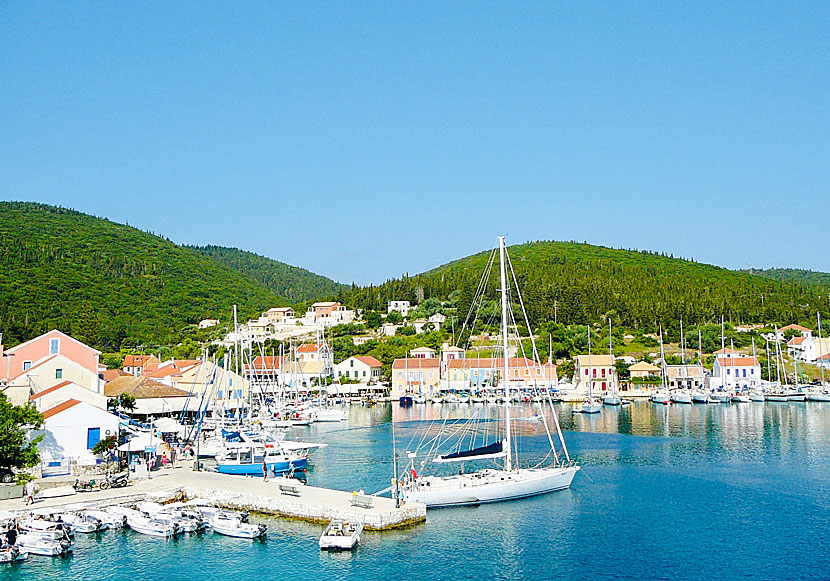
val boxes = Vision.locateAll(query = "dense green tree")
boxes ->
[0,393,43,470]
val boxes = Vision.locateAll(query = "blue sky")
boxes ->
[2,3,828,284]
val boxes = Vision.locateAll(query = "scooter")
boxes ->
[73,478,97,492]
[99,472,129,490]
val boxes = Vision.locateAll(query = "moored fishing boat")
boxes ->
[215,442,308,476]
[208,512,266,539]
[15,532,72,556]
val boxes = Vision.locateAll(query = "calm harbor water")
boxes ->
[6,401,829,580]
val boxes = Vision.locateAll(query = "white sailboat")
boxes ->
[807,312,830,401]
[582,326,602,413]
[602,318,622,406]
[651,327,670,404]
[398,236,580,508]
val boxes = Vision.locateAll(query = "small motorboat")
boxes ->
[15,532,72,556]
[208,512,266,539]
[319,519,362,551]
[731,393,750,403]
[748,391,766,402]
[21,512,74,540]
[651,390,670,405]
[81,509,126,530]
[602,395,621,406]
[581,398,602,413]
[0,542,28,563]
[692,391,708,403]
[55,511,104,534]
[105,506,180,538]
[136,502,206,534]
[671,391,692,404]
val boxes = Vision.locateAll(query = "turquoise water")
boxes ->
[5,402,829,580]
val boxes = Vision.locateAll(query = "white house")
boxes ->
[775,324,812,342]
[334,356,383,383]
[388,301,411,318]
[37,399,122,465]
[198,319,220,329]
[787,336,830,363]
[711,356,762,390]
[410,346,437,359]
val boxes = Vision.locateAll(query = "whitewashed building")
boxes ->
[37,400,122,465]
[334,356,383,383]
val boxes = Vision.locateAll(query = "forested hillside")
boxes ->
[345,241,830,333]
[188,245,343,302]
[0,203,291,350]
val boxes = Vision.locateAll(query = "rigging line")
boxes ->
[457,246,497,346]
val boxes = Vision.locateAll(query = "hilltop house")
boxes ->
[265,307,295,325]
[774,324,812,342]
[388,301,411,318]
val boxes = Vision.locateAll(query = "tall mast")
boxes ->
[680,317,686,364]
[498,236,512,472]
[818,312,826,386]
[587,325,592,398]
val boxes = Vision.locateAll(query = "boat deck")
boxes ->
[0,467,425,531]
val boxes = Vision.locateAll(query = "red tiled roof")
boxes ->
[780,324,811,332]
[42,399,81,419]
[717,357,760,367]
[788,336,806,345]
[392,358,441,369]
[102,369,130,382]
[297,343,320,352]
[123,355,160,367]
[354,356,383,367]
[714,347,737,354]
[29,380,73,400]
[246,356,284,371]
[448,357,543,369]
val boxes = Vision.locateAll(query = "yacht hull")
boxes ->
[401,465,579,508]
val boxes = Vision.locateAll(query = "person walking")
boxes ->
[262,459,268,482]
[24,480,36,505]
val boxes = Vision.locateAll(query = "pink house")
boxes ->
[0,330,100,383]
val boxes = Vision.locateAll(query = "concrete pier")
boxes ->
[0,468,426,531]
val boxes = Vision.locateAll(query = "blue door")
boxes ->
[87,427,101,450]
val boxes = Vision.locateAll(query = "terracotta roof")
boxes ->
[354,356,383,367]
[42,399,82,419]
[297,343,321,353]
[575,354,615,366]
[780,324,811,332]
[149,366,185,379]
[447,357,543,369]
[104,376,191,398]
[817,353,830,360]
[717,357,760,367]
[102,369,130,382]
[247,356,284,371]
[123,355,160,367]
[392,358,441,369]
[629,361,660,372]
[29,380,73,400]
[312,302,340,307]
[714,347,737,354]
[7,355,58,383]
[788,336,807,345]
[410,346,436,353]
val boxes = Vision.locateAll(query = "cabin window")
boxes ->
[239,450,252,463]
[50,338,60,354]
[56,369,63,379]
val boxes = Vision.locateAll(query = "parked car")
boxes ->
[0,467,15,483]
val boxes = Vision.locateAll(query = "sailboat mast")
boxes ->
[587,325,592,398]
[818,312,826,386]
[498,236,512,472]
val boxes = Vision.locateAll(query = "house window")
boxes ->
[56,369,63,379]
[601,368,606,377]
[350,360,354,367]
[592,369,597,377]
[345,371,350,378]
[229,378,233,387]
[23,361,32,371]
[397,372,403,378]
[50,338,59,354]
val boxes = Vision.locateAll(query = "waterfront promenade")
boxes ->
[1,467,425,531]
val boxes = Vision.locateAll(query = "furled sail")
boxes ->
[433,440,507,463]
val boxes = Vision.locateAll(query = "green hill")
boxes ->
[346,240,830,332]
[741,267,830,287]
[188,245,344,302]
[0,202,332,351]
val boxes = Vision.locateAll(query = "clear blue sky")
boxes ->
[2,3,828,284]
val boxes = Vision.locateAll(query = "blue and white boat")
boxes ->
[215,443,308,476]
